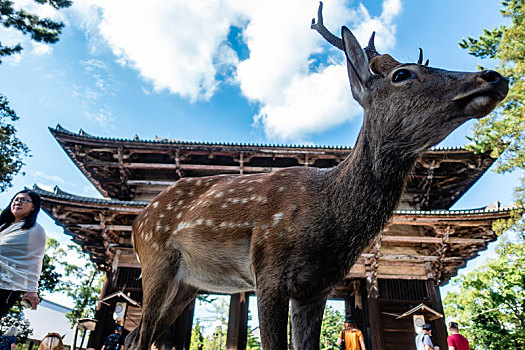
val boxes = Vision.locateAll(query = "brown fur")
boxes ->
[126,25,508,350]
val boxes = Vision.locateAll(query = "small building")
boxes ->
[36,125,512,350]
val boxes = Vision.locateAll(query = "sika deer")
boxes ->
[126,6,508,350]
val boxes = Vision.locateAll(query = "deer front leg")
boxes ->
[256,283,290,350]
[290,296,327,350]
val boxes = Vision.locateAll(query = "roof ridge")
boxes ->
[32,184,148,206]
[34,184,514,214]
[49,125,474,151]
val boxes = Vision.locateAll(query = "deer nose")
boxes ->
[479,70,506,85]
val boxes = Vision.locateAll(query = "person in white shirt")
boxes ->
[0,190,46,318]
[415,324,440,350]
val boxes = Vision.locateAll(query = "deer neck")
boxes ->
[326,121,417,259]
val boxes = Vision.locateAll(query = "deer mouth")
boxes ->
[452,89,506,103]
[452,88,507,119]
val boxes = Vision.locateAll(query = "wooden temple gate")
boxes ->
[36,125,512,349]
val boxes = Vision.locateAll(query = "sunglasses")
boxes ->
[13,198,32,204]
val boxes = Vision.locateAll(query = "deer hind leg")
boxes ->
[290,296,327,350]
[127,261,198,350]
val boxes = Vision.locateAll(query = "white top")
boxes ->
[415,332,434,350]
[0,221,46,292]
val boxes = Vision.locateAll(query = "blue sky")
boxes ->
[0,0,520,318]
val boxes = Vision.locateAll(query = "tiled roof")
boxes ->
[50,124,468,151]
[34,184,514,216]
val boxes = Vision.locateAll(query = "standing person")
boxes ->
[336,315,366,350]
[0,190,46,318]
[447,322,470,350]
[101,326,124,350]
[0,325,18,350]
[415,324,440,350]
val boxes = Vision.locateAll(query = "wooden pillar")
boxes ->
[366,295,384,350]
[426,281,448,350]
[365,238,385,350]
[87,274,115,350]
[226,293,249,350]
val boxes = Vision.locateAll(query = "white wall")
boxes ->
[22,299,81,347]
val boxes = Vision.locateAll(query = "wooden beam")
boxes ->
[75,224,133,231]
[87,160,284,173]
[239,152,244,175]
[127,180,175,186]
[381,235,486,245]
[390,217,503,226]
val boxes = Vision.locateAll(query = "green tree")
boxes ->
[208,298,229,350]
[0,95,29,191]
[189,320,205,350]
[459,0,525,231]
[246,312,260,350]
[320,306,344,350]
[0,309,32,340]
[0,0,72,63]
[53,242,103,324]
[444,239,525,349]
[39,238,63,294]
[0,0,72,190]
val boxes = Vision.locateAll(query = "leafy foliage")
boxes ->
[0,308,32,341]
[459,0,525,232]
[46,239,103,325]
[189,321,205,350]
[0,94,29,191]
[38,239,62,294]
[320,306,344,350]
[246,321,260,350]
[0,0,72,63]
[189,296,261,350]
[444,239,525,349]
[0,0,71,190]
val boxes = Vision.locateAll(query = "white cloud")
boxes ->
[85,108,115,128]
[31,43,53,56]
[68,0,402,141]
[238,0,400,140]
[35,183,55,193]
[33,171,65,186]
[84,0,246,102]
[253,64,358,141]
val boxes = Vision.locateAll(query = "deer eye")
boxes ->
[392,69,413,83]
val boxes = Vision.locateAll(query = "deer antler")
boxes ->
[312,2,380,62]
[417,48,430,66]
[312,2,429,66]
[364,31,380,61]
[311,1,343,50]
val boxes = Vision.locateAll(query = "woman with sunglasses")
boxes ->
[0,189,46,318]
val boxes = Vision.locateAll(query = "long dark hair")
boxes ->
[344,321,357,330]
[0,189,42,230]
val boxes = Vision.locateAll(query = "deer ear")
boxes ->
[369,54,401,77]
[342,26,372,105]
